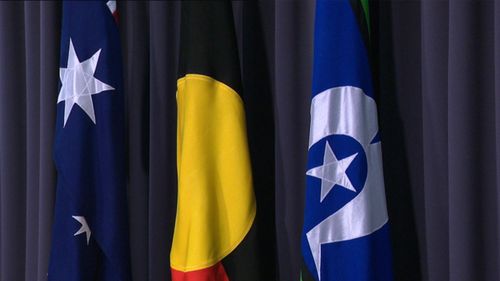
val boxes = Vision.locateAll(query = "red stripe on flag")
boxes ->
[171,262,230,281]
[112,11,119,24]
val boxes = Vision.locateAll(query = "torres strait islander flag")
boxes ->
[301,0,393,280]
[171,1,258,281]
[48,1,131,280]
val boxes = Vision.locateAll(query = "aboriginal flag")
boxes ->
[170,1,261,281]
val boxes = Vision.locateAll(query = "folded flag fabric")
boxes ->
[170,1,259,281]
[48,1,131,280]
[301,0,393,280]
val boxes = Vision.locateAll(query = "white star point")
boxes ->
[72,215,91,245]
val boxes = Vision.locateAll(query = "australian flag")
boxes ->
[48,1,131,280]
[301,0,393,280]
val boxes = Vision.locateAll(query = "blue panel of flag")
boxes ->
[48,1,131,280]
[301,0,393,280]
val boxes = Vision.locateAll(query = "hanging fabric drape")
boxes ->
[1,1,500,281]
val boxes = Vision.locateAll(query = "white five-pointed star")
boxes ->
[72,216,91,245]
[58,38,114,126]
[306,141,358,202]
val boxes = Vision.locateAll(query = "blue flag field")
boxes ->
[48,1,131,280]
[301,0,393,280]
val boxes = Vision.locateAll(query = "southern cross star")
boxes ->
[72,215,91,245]
[58,38,114,126]
[306,140,358,202]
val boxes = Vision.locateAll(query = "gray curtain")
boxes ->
[382,1,500,280]
[0,2,59,280]
[0,1,499,281]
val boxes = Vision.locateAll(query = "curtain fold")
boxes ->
[421,1,450,280]
[0,2,59,280]
[385,0,500,280]
[1,3,27,280]
[447,1,499,280]
[119,2,151,279]
[273,1,314,281]
[1,1,500,280]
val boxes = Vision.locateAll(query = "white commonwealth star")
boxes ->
[72,216,91,245]
[58,38,114,126]
[306,141,358,202]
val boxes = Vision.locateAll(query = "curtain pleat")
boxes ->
[145,2,178,280]
[495,12,500,281]
[24,2,40,281]
[2,1,500,280]
[386,1,500,281]
[421,1,450,280]
[373,1,423,280]
[447,1,499,280]
[273,2,314,281]
[36,2,59,280]
[1,2,27,280]
[119,2,152,280]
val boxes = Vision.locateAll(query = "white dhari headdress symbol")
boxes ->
[306,86,389,280]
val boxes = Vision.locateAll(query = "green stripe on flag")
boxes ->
[360,0,370,33]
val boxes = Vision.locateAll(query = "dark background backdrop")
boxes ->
[1,1,499,281]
